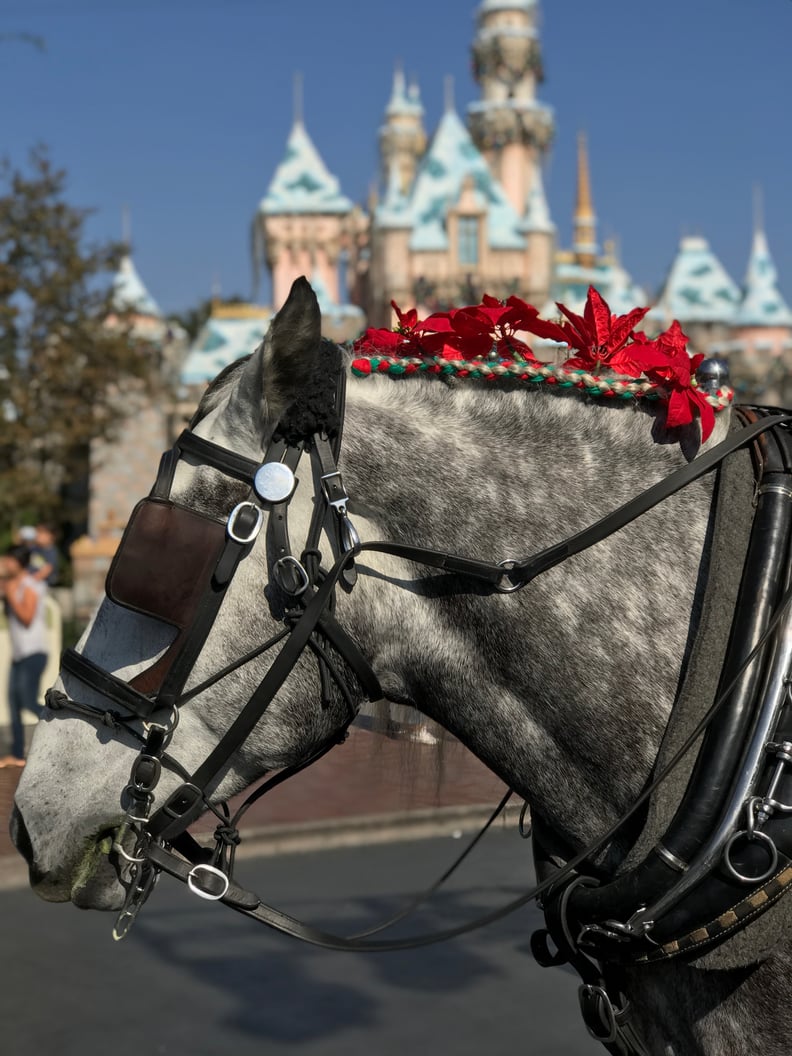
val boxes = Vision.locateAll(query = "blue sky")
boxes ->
[1,0,790,317]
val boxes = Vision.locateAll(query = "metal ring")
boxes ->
[722,829,779,885]
[340,515,361,555]
[187,863,230,901]
[112,840,147,865]
[579,984,619,1044]
[518,800,532,838]
[494,558,522,594]
[143,705,179,736]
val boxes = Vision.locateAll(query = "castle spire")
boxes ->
[573,131,598,268]
[444,74,455,113]
[293,71,303,127]
[736,189,792,327]
[378,65,426,197]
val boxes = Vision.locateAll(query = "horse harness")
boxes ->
[49,345,792,1055]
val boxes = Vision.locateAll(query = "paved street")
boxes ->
[2,830,597,1056]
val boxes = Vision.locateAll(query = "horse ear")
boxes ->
[260,276,322,419]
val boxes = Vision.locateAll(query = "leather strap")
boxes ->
[177,430,262,483]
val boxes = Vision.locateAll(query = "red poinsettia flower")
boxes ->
[353,326,407,355]
[524,286,649,374]
[353,301,428,356]
[391,300,419,334]
[627,321,715,440]
[449,294,540,362]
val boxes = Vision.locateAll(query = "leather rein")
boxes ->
[47,355,792,1053]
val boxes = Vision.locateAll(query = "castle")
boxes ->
[72,0,792,616]
[182,0,792,394]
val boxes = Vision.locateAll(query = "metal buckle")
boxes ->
[321,471,361,554]
[320,470,349,511]
[227,502,263,545]
[187,863,230,901]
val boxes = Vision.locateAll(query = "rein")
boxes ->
[49,361,792,1053]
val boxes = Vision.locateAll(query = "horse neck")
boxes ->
[341,378,720,852]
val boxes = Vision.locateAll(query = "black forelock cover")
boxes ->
[271,339,342,444]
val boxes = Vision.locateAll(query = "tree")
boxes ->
[0,150,158,533]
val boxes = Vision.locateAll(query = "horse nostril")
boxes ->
[9,805,35,867]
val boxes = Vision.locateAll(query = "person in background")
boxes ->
[31,524,59,586]
[0,545,48,766]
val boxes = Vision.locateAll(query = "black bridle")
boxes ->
[47,358,792,1056]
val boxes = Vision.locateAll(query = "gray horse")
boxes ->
[11,278,790,1055]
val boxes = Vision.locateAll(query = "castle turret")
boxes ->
[467,0,554,217]
[731,193,792,403]
[378,67,426,198]
[254,115,359,312]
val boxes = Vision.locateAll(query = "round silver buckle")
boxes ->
[187,863,230,901]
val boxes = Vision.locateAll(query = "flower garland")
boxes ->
[351,287,733,441]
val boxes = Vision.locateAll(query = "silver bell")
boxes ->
[696,356,730,395]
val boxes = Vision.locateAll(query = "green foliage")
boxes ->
[0,149,158,530]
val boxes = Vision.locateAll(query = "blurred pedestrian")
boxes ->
[0,544,47,766]
[31,523,59,586]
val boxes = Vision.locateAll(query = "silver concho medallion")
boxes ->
[253,462,296,504]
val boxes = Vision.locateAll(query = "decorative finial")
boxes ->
[753,183,764,235]
[444,74,455,113]
[121,204,131,249]
[293,71,303,126]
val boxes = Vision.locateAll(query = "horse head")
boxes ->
[12,276,723,918]
[12,277,373,907]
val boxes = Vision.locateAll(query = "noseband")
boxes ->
[47,355,792,1056]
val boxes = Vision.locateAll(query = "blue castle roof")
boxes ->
[735,228,792,328]
[653,236,740,325]
[407,108,525,252]
[181,312,271,387]
[259,120,353,216]
[112,254,161,317]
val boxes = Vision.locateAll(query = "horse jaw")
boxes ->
[11,710,135,909]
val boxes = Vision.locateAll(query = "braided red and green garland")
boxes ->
[351,287,733,441]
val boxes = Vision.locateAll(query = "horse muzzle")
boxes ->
[10,802,127,910]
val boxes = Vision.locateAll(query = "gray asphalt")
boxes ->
[1,830,598,1055]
